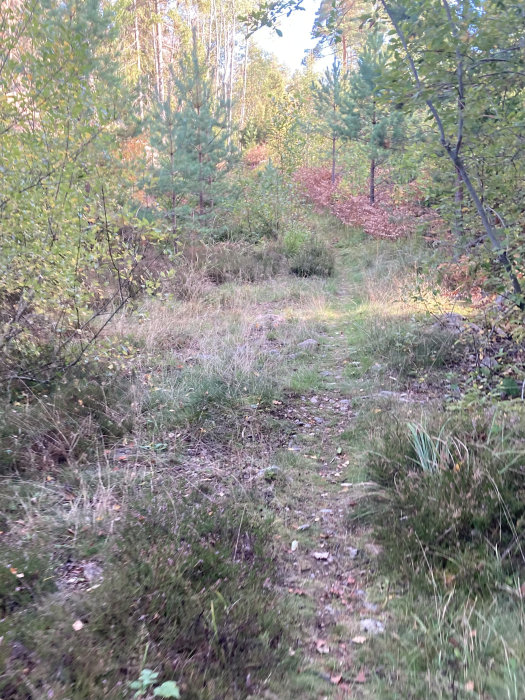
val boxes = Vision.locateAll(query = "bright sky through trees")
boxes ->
[255,0,321,71]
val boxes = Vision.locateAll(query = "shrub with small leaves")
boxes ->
[288,237,335,278]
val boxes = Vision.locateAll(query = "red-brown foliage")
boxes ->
[294,167,440,240]
[243,144,269,169]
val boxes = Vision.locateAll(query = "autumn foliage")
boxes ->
[294,167,438,240]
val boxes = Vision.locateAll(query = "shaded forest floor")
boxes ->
[1,216,524,699]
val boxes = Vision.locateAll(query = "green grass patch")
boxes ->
[1,493,292,699]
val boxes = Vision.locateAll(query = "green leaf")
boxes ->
[153,681,181,698]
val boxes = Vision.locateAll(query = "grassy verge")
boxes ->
[1,212,523,699]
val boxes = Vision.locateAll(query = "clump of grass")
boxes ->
[0,372,134,476]
[2,494,291,699]
[194,241,286,285]
[0,546,56,615]
[357,408,525,698]
[365,318,464,377]
[288,237,335,278]
[366,411,525,591]
[368,586,525,699]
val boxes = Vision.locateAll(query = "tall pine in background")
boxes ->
[348,32,404,203]
[148,31,235,241]
[312,60,358,183]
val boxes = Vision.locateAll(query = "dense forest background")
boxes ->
[1,0,524,380]
[1,1,524,698]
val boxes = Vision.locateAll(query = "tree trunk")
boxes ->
[454,154,523,306]
[240,37,249,128]
[370,102,376,204]
[153,0,165,102]
[227,18,235,138]
[380,0,523,309]
[331,135,336,184]
[133,0,144,118]
[453,166,463,239]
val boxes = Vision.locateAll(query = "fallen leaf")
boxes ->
[355,669,367,683]
[72,620,84,631]
[465,681,475,692]
[351,635,367,645]
[330,674,342,685]
[288,587,307,596]
[316,639,330,654]
[312,551,329,560]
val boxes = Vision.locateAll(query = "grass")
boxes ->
[1,211,524,699]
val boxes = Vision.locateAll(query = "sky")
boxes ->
[254,0,322,72]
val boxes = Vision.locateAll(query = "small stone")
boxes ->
[312,551,330,560]
[297,338,319,350]
[360,618,385,635]
[83,562,103,582]
[480,356,498,370]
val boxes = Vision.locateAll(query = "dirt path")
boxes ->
[256,272,394,699]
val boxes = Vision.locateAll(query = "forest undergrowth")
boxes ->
[1,213,524,700]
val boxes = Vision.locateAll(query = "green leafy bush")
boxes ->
[282,225,312,256]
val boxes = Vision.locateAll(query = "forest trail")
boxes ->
[238,235,430,698]
[264,308,384,697]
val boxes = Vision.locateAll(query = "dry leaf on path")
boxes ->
[315,639,330,654]
[312,551,330,560]
[355,669,367,683]
[351,635,367,644]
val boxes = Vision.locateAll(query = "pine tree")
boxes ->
[348,32,404,203]
[312,60,358,183]
[148,31,236,240]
